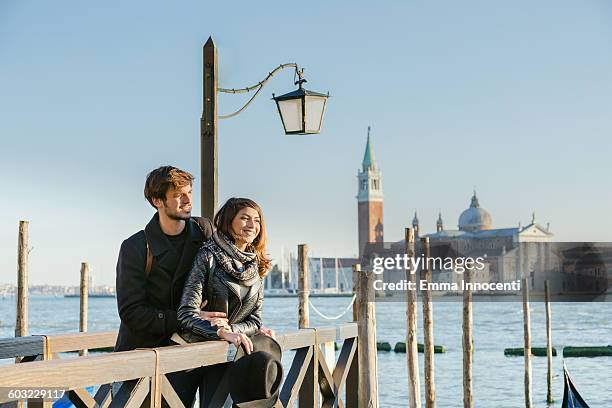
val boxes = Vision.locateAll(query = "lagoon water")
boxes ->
[1,296,610,407]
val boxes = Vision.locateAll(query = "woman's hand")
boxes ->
[220,330,253,355]
[258,326,275,338]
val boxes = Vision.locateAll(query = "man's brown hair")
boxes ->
[144,166,194,208]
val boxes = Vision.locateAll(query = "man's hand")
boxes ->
[258,326,275,338]
[199,299,229,329]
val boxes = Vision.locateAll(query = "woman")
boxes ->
[177,197,272,353]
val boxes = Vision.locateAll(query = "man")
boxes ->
[115,166,273,407]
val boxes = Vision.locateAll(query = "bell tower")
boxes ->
[357,126,384,258]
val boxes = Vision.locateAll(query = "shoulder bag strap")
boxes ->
[144,230,153,278]
[145,243,153,278]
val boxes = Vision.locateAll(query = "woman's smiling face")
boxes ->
[231,206,261,246]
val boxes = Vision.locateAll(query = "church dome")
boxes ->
[458,192,492,232]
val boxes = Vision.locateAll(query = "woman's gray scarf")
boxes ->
[204,230,259,283]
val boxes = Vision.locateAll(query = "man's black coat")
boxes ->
[114,213,213,352]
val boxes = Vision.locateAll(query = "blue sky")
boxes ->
[1,1,611,285]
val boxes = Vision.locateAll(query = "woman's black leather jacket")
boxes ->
[177,247,263,342]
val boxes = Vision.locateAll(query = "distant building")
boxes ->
[357,126,384,258]
[425,192,552,242]
[289,256,358,293]
[354,129,564,293]
[265,252,357,294]
[269,129,608,297]
[421,193,555,290]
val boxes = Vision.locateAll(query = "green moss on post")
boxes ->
[533,347,556,357]
[504,347,557,357]
[417,343,445,353]
[563,346,612,357]
[394,342,445,353]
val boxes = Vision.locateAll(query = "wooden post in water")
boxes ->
[522,277,532,408]
[405,228,421,408]
[15,220,29,373]
[298,244,309,329]
[79,262,89,356]
[345,263,361,408]
[16,221,29,339]
[420,237,436,408]
[352,264,360,321]
[462,267,473,408]
[320,257,335,372]
[356,265,379,408]
[297,244,316,408]
[545,280,553,404]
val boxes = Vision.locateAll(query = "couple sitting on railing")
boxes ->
[114,166,281,407]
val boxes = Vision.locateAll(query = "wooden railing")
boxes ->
[0,323,358,408]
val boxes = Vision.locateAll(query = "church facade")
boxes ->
[418,193,555,290]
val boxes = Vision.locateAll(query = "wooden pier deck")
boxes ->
[0,323,359,408]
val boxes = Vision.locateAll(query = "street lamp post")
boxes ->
[200,36,329,219]
[201,37,218,221]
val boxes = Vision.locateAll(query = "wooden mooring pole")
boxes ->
[298,244,309,329]
[462,267,473,408]
[16,221,29,339]
[545,280,553,404]
[15,220,29,373]
[420,237,436,408]
[79,262,89,356]
[522,277,532,408]
[297,244,317,408]
[346,264,361,408]
[353,264,360,321]
[356,264,379,408]
[405,228,421,408]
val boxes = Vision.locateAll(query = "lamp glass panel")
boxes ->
[305,95,326,133]
[277,98,303,133]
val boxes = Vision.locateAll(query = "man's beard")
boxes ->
[165,208,191,221]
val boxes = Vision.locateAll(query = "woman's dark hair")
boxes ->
[214,198,271,277]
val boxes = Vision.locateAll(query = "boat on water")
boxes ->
[562,364,590,408]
